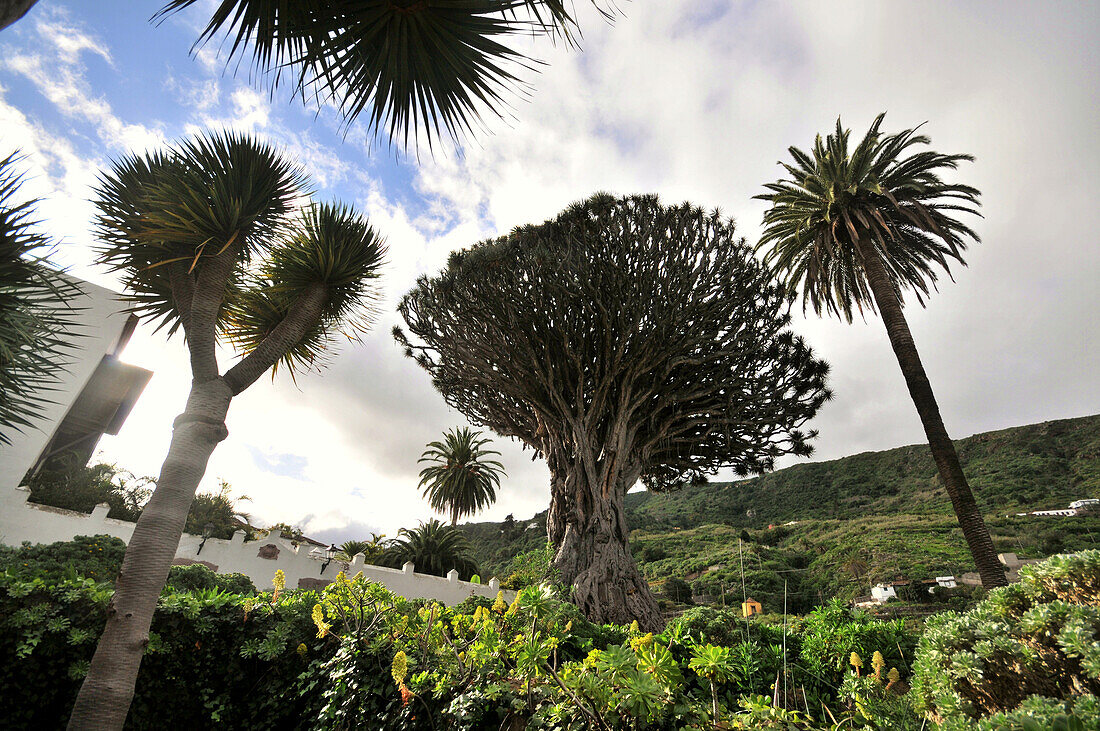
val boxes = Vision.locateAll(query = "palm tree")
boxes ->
[382,519,480,579]
[67,131,386,729]
[185,479,252,540]
[418,427,506,525]
[156,1,608,148]
[0,152,81,444]
[755,113,1007,589]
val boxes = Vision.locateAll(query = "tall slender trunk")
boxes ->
[547,463,663,630]
[857,239,1007,588]
[67,378,233,729]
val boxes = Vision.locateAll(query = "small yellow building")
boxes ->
[742,597,762,617]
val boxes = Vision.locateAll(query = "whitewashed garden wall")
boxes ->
[0,486,513,605]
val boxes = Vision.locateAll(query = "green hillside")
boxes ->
[624,413,1100,531]
[462,413,1100,609]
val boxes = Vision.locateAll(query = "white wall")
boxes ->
[0,276,134,489]
[0,486,514,605]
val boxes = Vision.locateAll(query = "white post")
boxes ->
[488,577,500,592]
[90,502,110,522]
[402,561,415,575]
[447,569,459,584]
[350,553,365,571]
[230,530,246,546]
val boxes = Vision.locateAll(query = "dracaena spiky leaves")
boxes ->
[225,202,386,375]
[755,113,982,322]
[93,131,305,336]
[155,1,604,148]
[0,152,82,443]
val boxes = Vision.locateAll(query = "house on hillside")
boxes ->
[741,597,762,617]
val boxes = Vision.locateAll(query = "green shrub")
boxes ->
[0,535,126,583]
[164,563,257,595]
[663,576,694,604]
[911,551,1100,728]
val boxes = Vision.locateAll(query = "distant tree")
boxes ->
[501,513,516,538]
[663,577,694,605]
[740,529,752,543]
[418,427,506,525]
[267,522,307,541]
[338,533,387,563]
[184,480,252,540]
[382,520,479,580]
[0,152,81,444]
[397,193,830,629]
[756,113,1006,589]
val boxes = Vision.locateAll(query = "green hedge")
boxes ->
[911,550,1100,729]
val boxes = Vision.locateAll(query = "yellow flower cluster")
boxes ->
[871,650,886,679]
[391,651,409,687]
[492,591,507,613]
[311,603,331,638]
[272,569,286,595]
[849,652,863,675]
[629,633,655,652]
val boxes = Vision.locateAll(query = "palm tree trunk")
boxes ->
[856,239,1007,588]
[0,0,37,33]
[67,378,233,729]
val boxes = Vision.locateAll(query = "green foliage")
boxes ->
[663,577,694,604]
[0,535,127,584]
[500,543,555,590]
[164,563,256,595]
[184,479,253,540]
[0,151,81,444]
[381,519,480,579]
[23,459,153,521]
[912,550,1100,727]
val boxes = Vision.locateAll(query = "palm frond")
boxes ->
[93,131,306,337]
[155,0,610,149]
[755,113,982,322]
[0,152,83,443]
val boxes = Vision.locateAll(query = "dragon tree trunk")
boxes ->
[546,451,662,631]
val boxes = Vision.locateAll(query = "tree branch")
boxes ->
[223,283,328,395]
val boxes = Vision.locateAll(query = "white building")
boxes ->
[0,275,150,490]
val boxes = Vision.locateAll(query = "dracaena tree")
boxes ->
[67,131,386,729]
[396,193,831,629]
[419,427,506,525]
[755,114,1006,589]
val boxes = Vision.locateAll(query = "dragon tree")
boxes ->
[397,193,831,628]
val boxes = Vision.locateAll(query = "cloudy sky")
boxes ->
[3,1,1098,543]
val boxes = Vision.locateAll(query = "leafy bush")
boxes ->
[0,534,126,583]
[164,563,256,595]
[912,550,1100,728]
[663,576,694,604]
[500,543,555,590]
[22,460,152,521]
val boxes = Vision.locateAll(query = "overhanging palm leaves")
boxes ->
[0,152,81,444]
[756,113,981,321]
[382,519,479,578]
[418,427,505,525]
[154,1,610,147]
